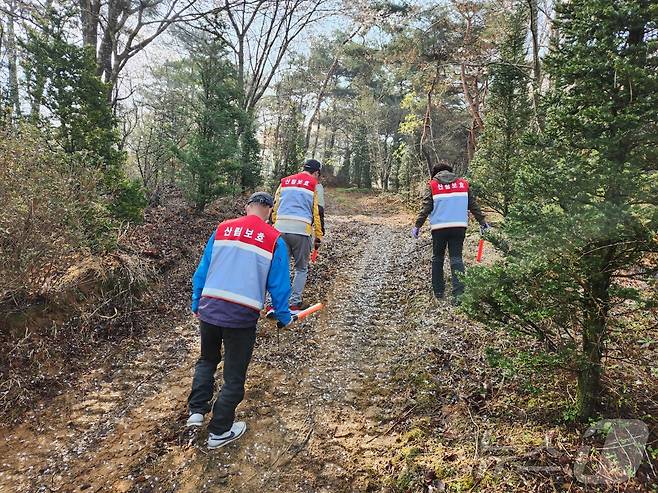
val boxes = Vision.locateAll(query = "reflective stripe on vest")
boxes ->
[428,178,469,230]
[277,173,317,224]
[201,215,279,311]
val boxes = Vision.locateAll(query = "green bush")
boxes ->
[22,19,146,223]
[0,126,115,298]
[109,177,148,223]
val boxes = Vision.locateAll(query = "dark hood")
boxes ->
[432,170,457,184]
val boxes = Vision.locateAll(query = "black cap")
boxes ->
[303,159,322,173]
[247,191,274,208]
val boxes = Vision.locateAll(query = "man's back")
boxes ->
[192,214,290,328]
[273,172,323,239]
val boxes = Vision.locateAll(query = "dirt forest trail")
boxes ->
[0,190,473,493]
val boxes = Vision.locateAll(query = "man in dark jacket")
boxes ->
[412,163,490,301]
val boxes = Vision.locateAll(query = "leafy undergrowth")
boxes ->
[361,230,658,492]
[0,191,242,425]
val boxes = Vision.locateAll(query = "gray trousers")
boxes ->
[281,233,312,306]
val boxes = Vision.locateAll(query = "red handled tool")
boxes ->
[295,302,324,321]
[476,238,484,263]
[275,303,324,348]
[311,248,319,263]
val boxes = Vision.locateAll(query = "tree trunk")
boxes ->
[28,0,52,124]
[340,147,354,186]
[311,107,321,158]
[577,334,602,420]
[458,10,485,158]
[577,250,613,420]
[461,66,485,160]
[273,104,282,177]
[6,0,21,119]
[323,124,336,162]
[466,120,478,162]
[97,0,120,85]
[79,0,99,52]
[237,34,245,108]
[527,0,544,131]
[381,132,390,191]
[421,85,435,176]
[239,111,256,190]
[304,59,338,152]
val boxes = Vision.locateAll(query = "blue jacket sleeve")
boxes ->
[191,232,215,313]
[267,237,292,325]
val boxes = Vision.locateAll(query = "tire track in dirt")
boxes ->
[282,215,418,491]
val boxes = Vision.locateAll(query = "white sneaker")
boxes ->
[186,413,204,427]
[207,421,247,449]
[289,304,305,316]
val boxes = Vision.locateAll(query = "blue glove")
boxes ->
[480,223,491,235]
[411,227,420,239]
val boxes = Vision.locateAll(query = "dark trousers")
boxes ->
[187,321,256,434]
[431,227,466,298]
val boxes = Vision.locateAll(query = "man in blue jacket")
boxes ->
[187,192,292,449]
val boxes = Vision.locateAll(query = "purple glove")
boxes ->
[411,227,420,239]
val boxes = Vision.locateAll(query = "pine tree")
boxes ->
[273,102,304,182]
[352,126,370,189]
[469,3,531,216]
[462,0,658,420]
[177,39,243,212]
[239,115,262,190]
[22,7,146,221]
[336,147,351,186]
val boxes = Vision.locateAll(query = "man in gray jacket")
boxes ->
[412,163,490,301]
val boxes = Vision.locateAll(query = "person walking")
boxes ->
[268,159,324,315]
[412,163,490,302]
[187,192,292,449]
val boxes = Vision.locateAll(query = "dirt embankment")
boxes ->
[0,194,241,424]
[0,189,655,493]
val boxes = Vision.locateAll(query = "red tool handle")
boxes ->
[296,303,324,320]
[311,248,319,263]
[476,239,484,263]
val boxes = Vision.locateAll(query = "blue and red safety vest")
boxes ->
[276,172,318,225]
[201,215,279,310]
[192,214,292,328]
[428,178,470,230]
